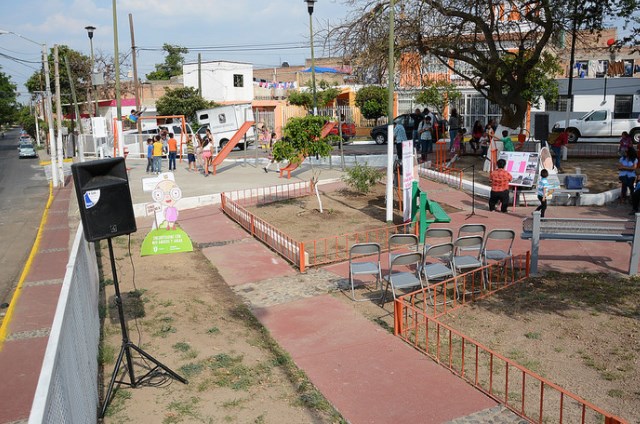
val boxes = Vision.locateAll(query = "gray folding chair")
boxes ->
[482,229,516,283]
[348,243,383,302]
[482,229,515,265]
[380,252,424,306]
[421,228,453,259]
[457,223,486,240]
[388,233,419,265]
[422,242,456,305]
[453,235,485,295]
[455,224,486,258]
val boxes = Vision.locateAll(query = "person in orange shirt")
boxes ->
[167,133,178,171]
[489,158,513,213]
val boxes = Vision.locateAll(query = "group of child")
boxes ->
[145,132,214,176]
[450,125,515,158]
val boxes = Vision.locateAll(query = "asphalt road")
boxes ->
[0,128,49,309]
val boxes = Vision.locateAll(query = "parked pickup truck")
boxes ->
[328,122,356,142]
[552,109,640,143]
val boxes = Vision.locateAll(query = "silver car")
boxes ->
[18,140,37,158]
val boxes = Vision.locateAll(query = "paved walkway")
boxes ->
[1,155,634,423]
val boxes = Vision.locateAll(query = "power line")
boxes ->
[137,41,310,53]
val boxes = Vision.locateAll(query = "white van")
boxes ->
[196,104,255,150]
[123,122,194,156]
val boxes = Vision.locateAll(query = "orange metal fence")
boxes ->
[223,181,313,207]
[394,256,628,424]
[304,222,417,267]
[221,181,419,270]
[221,192,306,270]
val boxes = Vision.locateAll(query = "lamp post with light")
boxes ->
[304,0,318,115]
[85,25,96,118]
[0,29,61,187]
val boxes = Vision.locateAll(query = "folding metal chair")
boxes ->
[453,235,485,295]
[422,242,456,305]
[380,252,424,306]
[388,233,419,264]
[348,243,383,302]
[482,229,516,284]
[421,228,453,258]
[457,223,486,242]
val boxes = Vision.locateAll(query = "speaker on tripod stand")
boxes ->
[71,158,187,418]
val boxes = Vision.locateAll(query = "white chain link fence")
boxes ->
[29,226,100,424]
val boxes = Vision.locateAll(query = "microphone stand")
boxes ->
[460,163,485,219]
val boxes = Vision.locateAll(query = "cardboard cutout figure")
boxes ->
[140,174,193,256]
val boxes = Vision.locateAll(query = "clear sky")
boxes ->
[0,0,351,103]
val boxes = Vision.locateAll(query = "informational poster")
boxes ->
[402,140,414,222]
[499,151,539,187]
[140,174,193,256]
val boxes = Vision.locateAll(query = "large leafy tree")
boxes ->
[331,0,635,129]
[355,85,388,121]
[25,45,90,104]
[0,67,18,126]
[155,87,216,123]
[146,44,188,80]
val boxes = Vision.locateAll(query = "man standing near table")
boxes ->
[489,158,513,213]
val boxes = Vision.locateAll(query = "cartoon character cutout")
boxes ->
[152,179,182,230]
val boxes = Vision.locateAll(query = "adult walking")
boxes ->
[417,115,434,162]
[448,108,461,150]
[550,129,568,173]
[618,146,637,203]
[394,121,408,161]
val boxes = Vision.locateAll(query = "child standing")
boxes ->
[451,128,466,155]
[479,131,490,158]
[167,133,178,171]
[152,135,163,174]
[187,135,196,171]
[535,169,551,218]
[500,130,515,152]
[145,138,153,173]
[489,158,513,213]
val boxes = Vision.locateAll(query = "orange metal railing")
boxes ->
[221,180,417,270]
[222,192,306,271]
[303,222,417,267]
[223,181,313,208]
[393,256,628,424]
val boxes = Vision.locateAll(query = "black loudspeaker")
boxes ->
[534,113,550,142]
[71,158,137,242]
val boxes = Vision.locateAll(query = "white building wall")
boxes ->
[183,61,253,103]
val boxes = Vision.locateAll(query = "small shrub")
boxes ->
[343,163,384,194]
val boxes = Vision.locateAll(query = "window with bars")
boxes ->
[233,74,244,87]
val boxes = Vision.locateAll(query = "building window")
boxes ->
[595,60,609,78]
[546,96,569,112]
[614,95,633,119]
[233,74,244,87]
[575,61,588,78]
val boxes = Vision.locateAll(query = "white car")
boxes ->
[18,139,37,158]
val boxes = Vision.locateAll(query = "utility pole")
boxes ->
[113,0,122,122]
[42,46,58,187]
[64,55,84,135]
[198,53,202,96]
[54,45,65,186]
[129,13,142,137]
[385,0,395,222]
[129,14,140,113]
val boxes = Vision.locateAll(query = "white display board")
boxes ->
[498,151,539,187]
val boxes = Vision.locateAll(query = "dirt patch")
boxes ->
[246,183,462,242]
[436,273,640,423]
[98,234,341,424]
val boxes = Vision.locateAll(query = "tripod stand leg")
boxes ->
[128,343,188,384]
[100,342,127,418]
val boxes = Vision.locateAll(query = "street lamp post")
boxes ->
[385,0,395,222]
[305,0,318,115]
[0,29,61,187]
[85,26,96,118]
